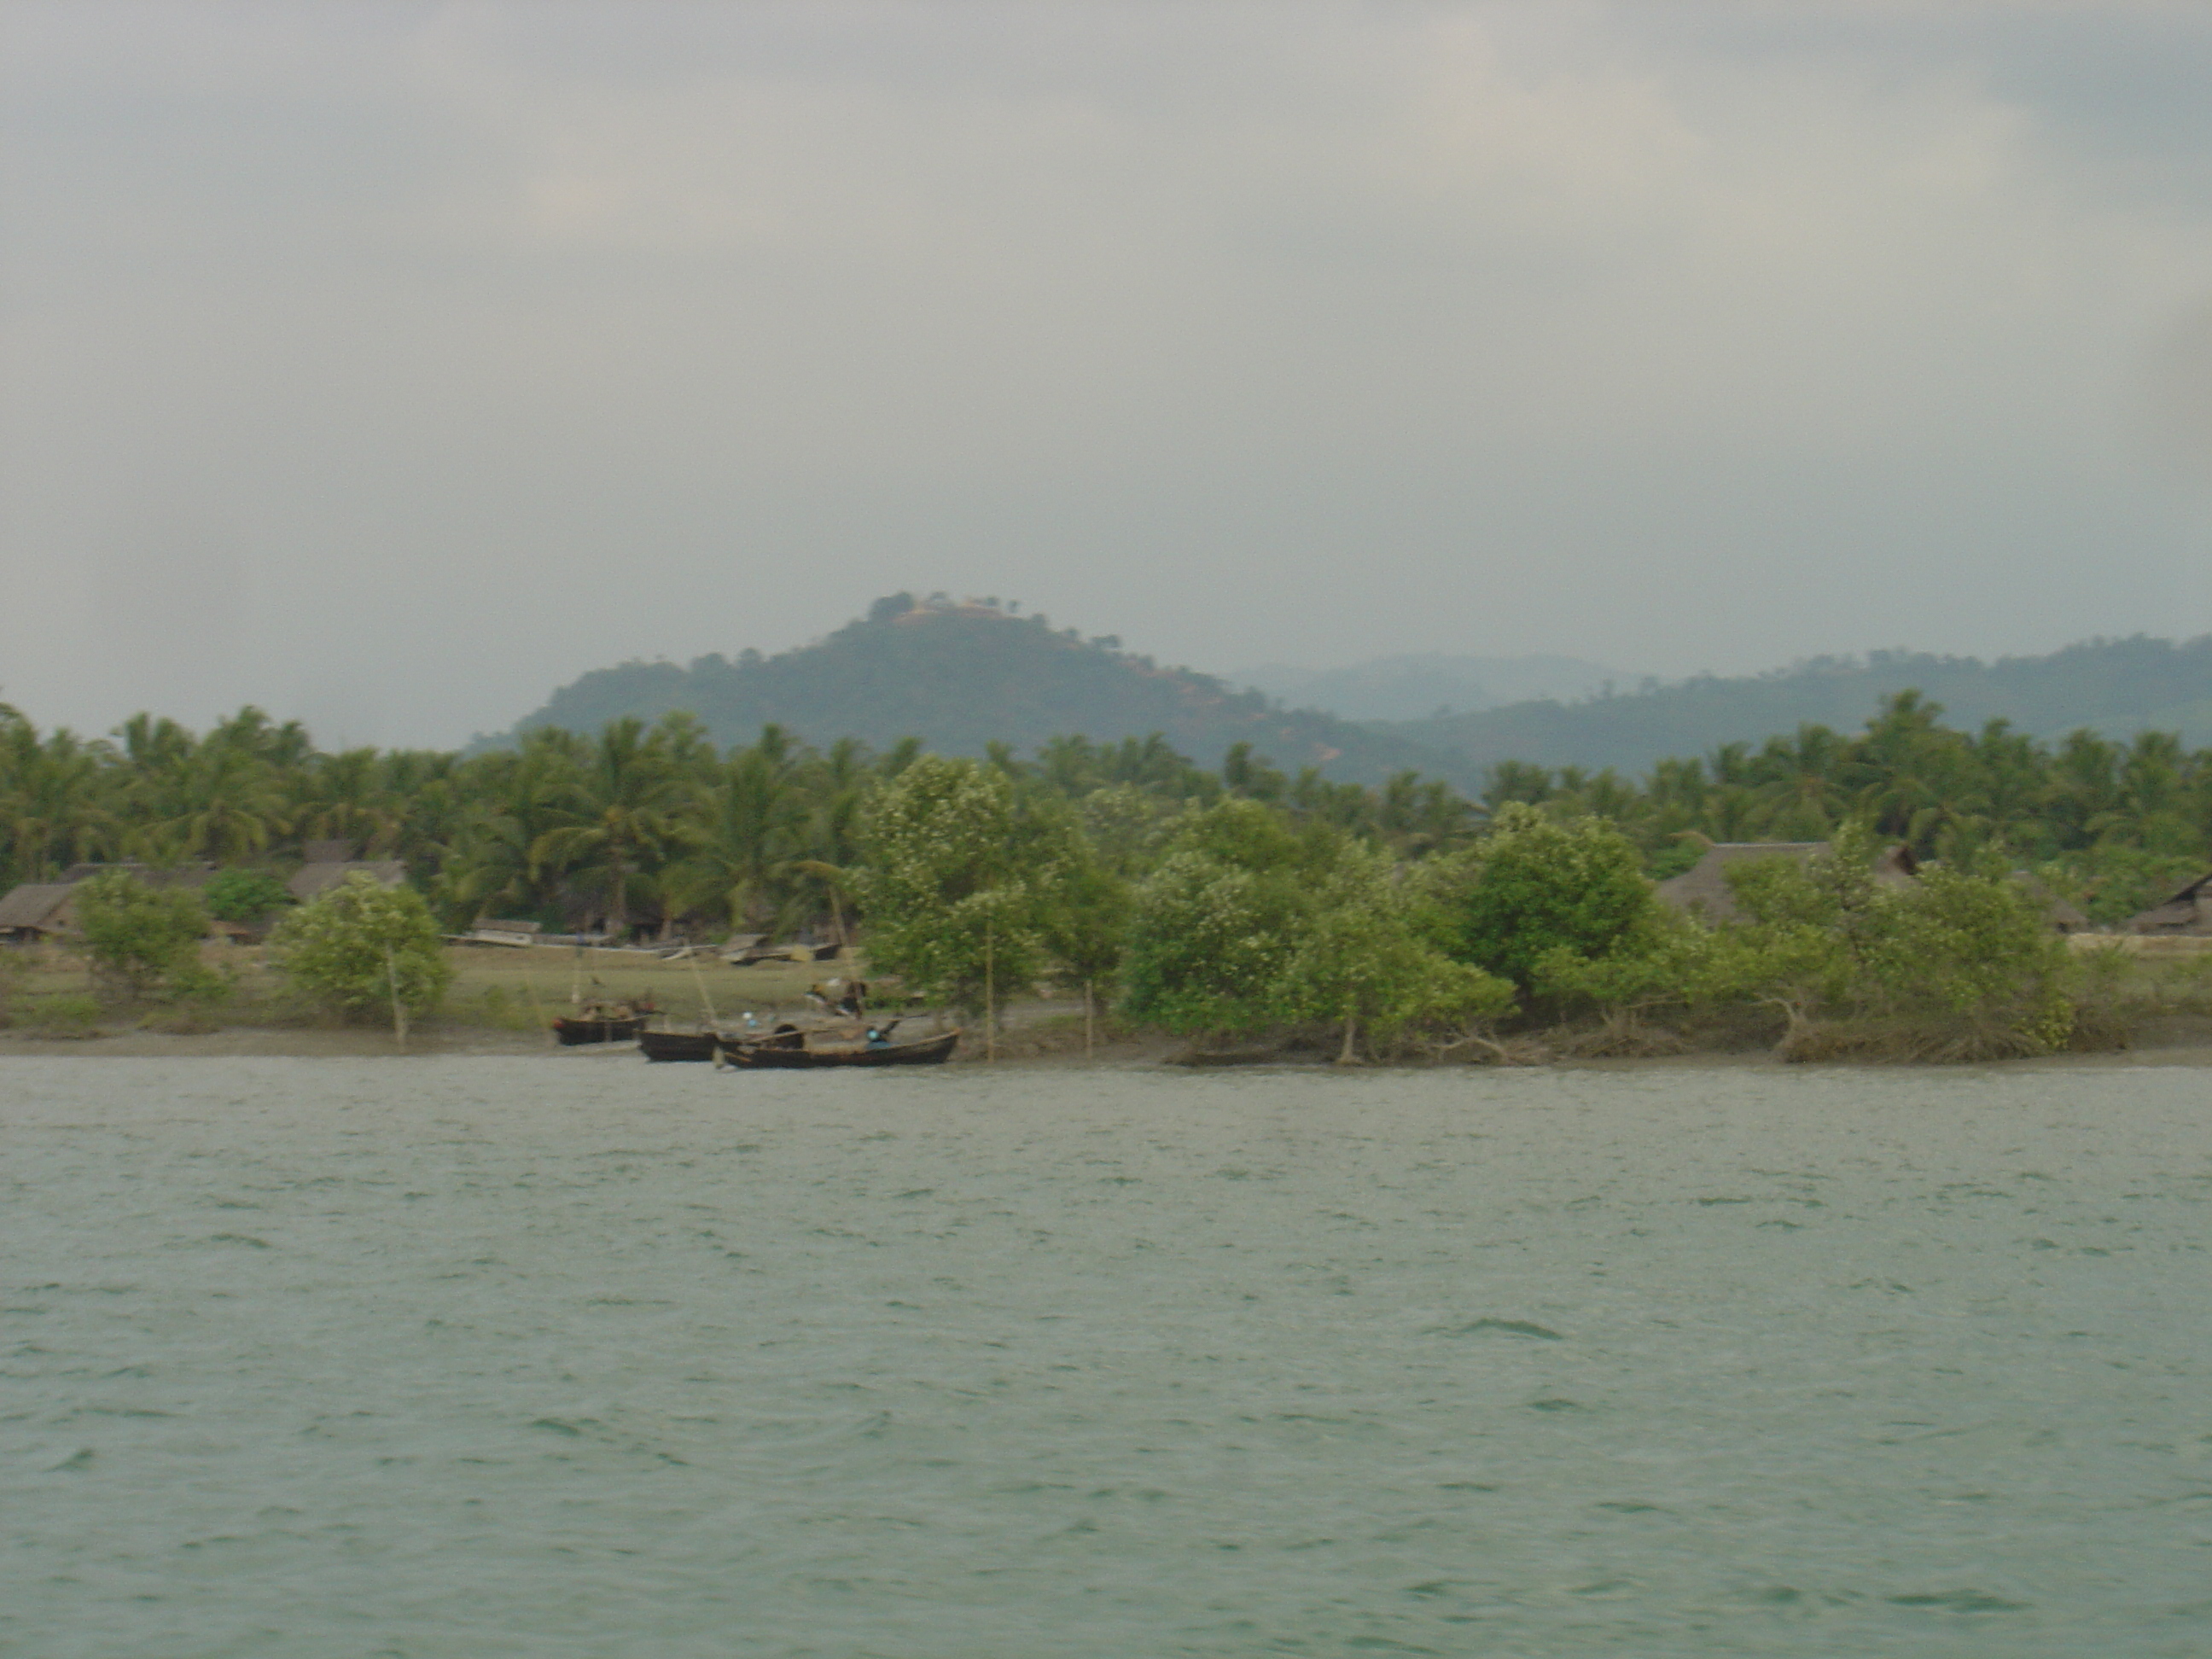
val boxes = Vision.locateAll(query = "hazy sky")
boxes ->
[7,1,2212,748]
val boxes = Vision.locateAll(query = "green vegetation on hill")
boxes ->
[493,598,2212,797]
[497,593,1456,785]
[1384,635,2212,777]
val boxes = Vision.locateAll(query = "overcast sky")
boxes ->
[5,1,2212,748]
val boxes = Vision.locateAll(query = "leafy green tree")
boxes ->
[74,870,209,997]
[1033,819,1132,1037]
[1865,865,2071,1045]
[858,755,1055,1019]
[1532,906,1745,1047]
[268,873,453,1023]
[1121,799,1322,1036]
[1276,841,1515,1061]
[1076,783,1188,878]
[1727,825,2075,1055]
[1425,805,1656,990]
[203,868,294,926]
[1122,851,1299,1036]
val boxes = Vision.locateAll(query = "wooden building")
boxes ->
[0,863,216,944]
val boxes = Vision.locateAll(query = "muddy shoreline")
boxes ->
[9,1016,2212,1068]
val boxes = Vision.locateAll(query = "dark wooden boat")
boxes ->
[717,1028,960,1069]
[553,1014,647,1046]
[640,1026,805,1062]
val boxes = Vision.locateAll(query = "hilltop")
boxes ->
[1381,635,2212,777]
[491,594,1463,784]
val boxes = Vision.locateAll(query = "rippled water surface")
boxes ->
[4,1058,2210,1656]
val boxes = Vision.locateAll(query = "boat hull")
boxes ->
[553,1016,646,1046]
[641,1027,804,1062]
[719,1030,960,1069]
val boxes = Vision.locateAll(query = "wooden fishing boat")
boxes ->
[716,1028,960,1069]
[640,1026,804,1062]
[553,1014,647,1046]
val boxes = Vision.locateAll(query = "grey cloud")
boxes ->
[3,2,2210,748]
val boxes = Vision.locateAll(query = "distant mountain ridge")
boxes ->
[1233,653,1620,722]
[1378,636,2212,777]
[492,605,2212,787]
[491,594,1462,784]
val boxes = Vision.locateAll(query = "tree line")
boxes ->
[4,688,2191,1057]
[4,689,2205,930]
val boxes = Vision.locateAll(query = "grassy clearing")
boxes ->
[437,945,887,1028]
[0,940,898,1039]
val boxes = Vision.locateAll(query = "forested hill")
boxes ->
[492,594,1460,785]
[1381,636,2212,777]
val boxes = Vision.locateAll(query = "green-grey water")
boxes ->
[3,1058,2208,1657]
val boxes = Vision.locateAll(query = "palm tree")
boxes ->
[1848,691,1970,852]
[1749,725,1849,841]
[296,748,402,853]
[531,718,684,935]
[1950,719,2050,859]
[161,741,290,863]
[0,721,116,881]
[1376,771,1474,858]
[435,736,579,926]
[1481,760,1551,812]
[668,725,811,933]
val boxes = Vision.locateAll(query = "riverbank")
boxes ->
[9,938,2212,1068]
[11,1011,2212,1067]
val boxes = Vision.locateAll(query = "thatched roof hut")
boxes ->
[288,860,408,903]
[0,882,81,941]
[2124,871,2212,936]
[1656,840,1920,925]
[0,863,218,942]
[1655,842,1827,924]
[57,861,214,888]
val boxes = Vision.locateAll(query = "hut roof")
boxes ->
[0,882,79,932]
[1654,842,1828,924]
[2151,870,2212,910]
[55,862,214,888]
[2124,869,2212,935]
[288,860,408,902]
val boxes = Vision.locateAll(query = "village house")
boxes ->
[0,882,80,944]
[288,840,408,903]
[0,863,216,945]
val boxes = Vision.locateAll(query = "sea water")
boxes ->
[3,1057,2208,1657]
